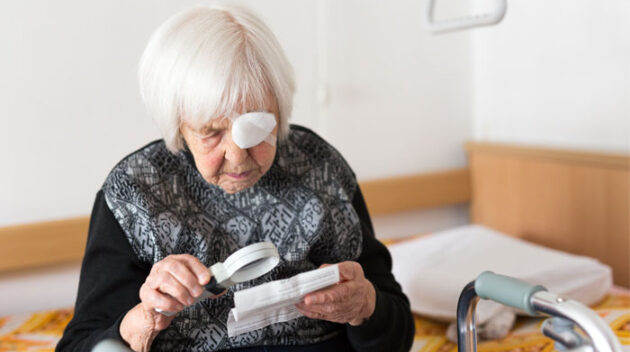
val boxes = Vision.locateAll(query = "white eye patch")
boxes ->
[230,112,277,149]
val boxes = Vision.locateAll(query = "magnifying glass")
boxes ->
[156,242,279,316]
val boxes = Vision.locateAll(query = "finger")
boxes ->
[296,301,337,313]
[300,298,358,317]
[298,302,338,315]
[337,261,364,282]
[304,281,354,305]
[303,289,328,305]
[171,254,211,285]
[296,303,352,324]
[147,271,195,306]
[160,259,205,298]
[296,305,325,320]
[140,283,185,313]
[304,287,335,305]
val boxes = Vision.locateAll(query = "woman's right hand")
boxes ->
[140,254,211,323]
[120,254,211,351]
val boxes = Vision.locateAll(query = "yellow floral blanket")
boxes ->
[0,308,72,352]
[0,291,627,352]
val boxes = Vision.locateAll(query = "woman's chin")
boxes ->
[217,175,260,194]
[221,184,247,194]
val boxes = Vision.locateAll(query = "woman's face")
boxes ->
[180,99,278,194]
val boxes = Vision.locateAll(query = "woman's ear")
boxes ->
[181,134,191,152]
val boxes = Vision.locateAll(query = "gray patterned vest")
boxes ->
[102,125,363,351]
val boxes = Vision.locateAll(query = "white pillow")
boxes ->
[389,225,612,324]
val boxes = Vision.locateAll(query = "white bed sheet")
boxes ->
[0,263,80,315]
[389,224,612,323]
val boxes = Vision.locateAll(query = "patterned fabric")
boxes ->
[101,126,363,351]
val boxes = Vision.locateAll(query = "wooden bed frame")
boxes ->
[466,143,629,287]
[1,142,628,286]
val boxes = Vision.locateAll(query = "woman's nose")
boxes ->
[224,135,248,164]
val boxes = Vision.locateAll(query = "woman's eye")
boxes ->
[202,133,217,140]
[201,131,222,145]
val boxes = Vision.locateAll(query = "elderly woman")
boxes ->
[57,4,414,352]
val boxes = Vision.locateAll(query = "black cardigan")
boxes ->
[57,189,414,351]
[57,127,414,351]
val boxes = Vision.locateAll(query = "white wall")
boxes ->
[318,0,473,179]
[316,0,474,238]
[471,0,630,153]
[0,0,472,228]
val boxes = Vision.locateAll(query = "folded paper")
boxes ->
[227,265,340,336]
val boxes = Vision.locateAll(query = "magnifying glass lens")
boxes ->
[240,258,267,271]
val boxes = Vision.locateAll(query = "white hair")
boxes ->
[139,4,295,152]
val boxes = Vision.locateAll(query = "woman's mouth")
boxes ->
[225,171,251,179]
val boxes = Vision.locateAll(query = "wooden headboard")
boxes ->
[1,142,628,287]
[467,142,629,287]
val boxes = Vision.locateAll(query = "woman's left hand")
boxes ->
[295,261,376,326]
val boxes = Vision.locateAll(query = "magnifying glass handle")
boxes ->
[205,276,229,295]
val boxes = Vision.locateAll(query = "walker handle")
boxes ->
[474,271,547,315]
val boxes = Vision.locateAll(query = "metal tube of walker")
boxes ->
[456,271,623,352]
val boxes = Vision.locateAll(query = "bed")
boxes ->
[0,142,628,351]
